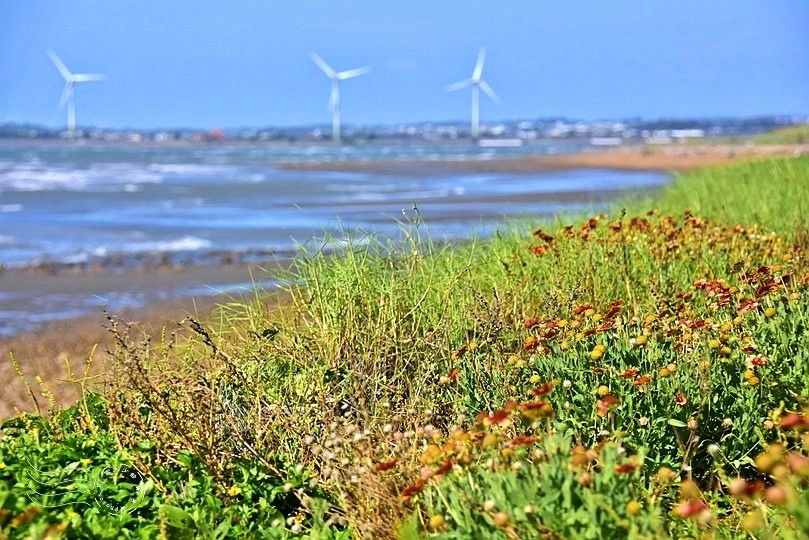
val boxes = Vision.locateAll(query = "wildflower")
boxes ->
[80,458,92,467]
[708,339,721,350]
[658,367,671,377]
[626,501,642,516]
[530,382,554,396]
[779,412,809,431]
[619,367,639,379]
[764,485,790,505]
[562,379,572,389]
[632,375,652,387]
[635,334,648,346]
[428,514,446,531]
[638,416,649,427]
[707,444,720,456]
[491,512,510,527]
[687,417,698,430]
[227,485,242,497]
[468,341,479,351]
[764,307,777,318]
[590,348,604,360]
[722,418,733,429]
[482,500,497,512]
[529,374,541,384]
[615,461,640,474]
[674,394,687,406]
[746,355,768,368]
[597,395,620,416]
[719,345,732,356]
[0,461,5,470]
[673,499,709,518]
[374,458,399,472]
[740,512,764,532]
[597,385,610,397]
[747,376,760,386]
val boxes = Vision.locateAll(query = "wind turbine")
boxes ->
[445,47,500,140]
[48,50,105,139]
[310,52,370,143]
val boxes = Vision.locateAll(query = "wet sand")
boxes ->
[279,143,808,174]
[2,143,805,419]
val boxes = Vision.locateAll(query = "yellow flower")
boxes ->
[635,335,647,346]
[747,376,760,386]
[584,308,595,318]
[428,514,446,531]
[658,367,671,377]
[0,461,5,470]
[529,374,541,384]
[708,339,721,350]
[597,385,610,397]
[719,346,732,356]
[468,341,479,351]
[80,458,92,467]
[590,349,604,360]
[626,500,642,516]
[227,485,242,497]
[743,369,755,380]
[764,307,777,318]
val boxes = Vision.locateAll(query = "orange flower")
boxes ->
[632,375,652,387]
[619,368,640,379]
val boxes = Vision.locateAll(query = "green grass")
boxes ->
[2,155,809,538]
[752,124,809,145]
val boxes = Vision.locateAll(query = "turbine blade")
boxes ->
[472,47,487,81]
[56,84,71,110]
[479,80,500,103]
[72,73,105,82]
[310,52,337,78]
[445,79,472,92]
[337,66,370,80]
[48,50,72,80]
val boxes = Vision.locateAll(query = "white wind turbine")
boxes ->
[310,52,370,143]
[445,47,500,140]
[48,50,105,139]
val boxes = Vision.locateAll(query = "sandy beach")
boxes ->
[1,143,805,419]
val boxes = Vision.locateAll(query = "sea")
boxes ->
[0,140,668,336]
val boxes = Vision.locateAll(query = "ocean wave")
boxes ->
[0,162,162,192]
[125,235,213,253]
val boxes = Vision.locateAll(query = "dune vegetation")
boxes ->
[1,156,809,539]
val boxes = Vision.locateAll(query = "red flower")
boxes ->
[615,462,640,474]
[673,499,708,518]
[674,394,687,406]
[780,412,809,431]
[619,368,640,379]
[597,395,620,416]
[401,480,426,501]
[374,458,399,472]
[530,382,555,397]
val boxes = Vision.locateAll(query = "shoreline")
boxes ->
[2,143,806,418]
[278,143,808,174]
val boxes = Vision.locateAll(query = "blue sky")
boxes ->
[1,1,807,129]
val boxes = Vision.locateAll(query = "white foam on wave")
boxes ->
[0,162,162,192]
[126,235,213,253]
[147,163,235,176]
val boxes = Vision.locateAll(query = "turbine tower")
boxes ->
[310,52,370,143]
[446,47,500,140]
[48,50,105,139]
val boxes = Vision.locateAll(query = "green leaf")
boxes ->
[667,418,687,428]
